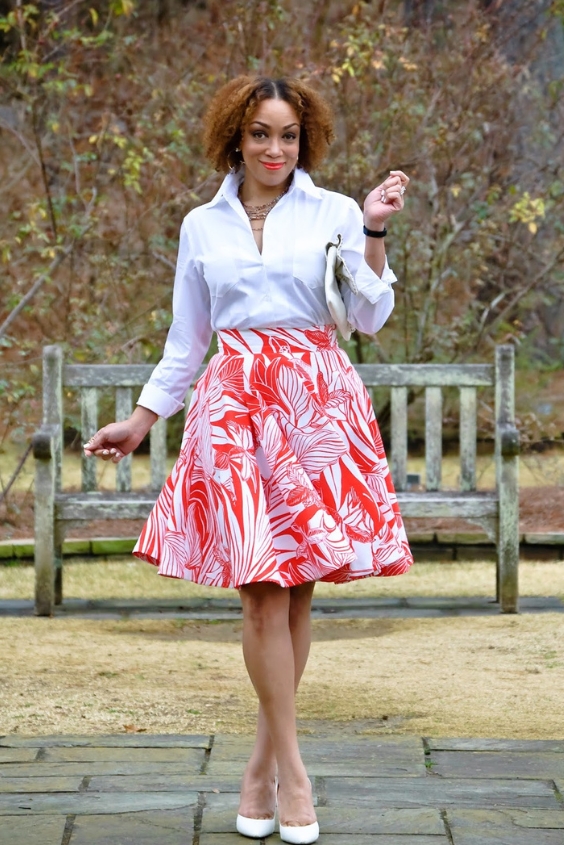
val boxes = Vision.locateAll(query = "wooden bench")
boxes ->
[33,344,520,616]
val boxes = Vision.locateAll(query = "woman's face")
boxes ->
[240,98,300,191]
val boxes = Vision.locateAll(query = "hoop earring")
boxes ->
[228,148,243,171]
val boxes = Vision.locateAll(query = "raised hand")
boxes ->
[363,170,409,230]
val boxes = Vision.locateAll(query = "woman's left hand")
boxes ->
[363,170,410,230]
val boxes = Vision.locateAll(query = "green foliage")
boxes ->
[0,0,563,441]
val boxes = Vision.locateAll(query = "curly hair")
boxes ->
[202,76,334,174]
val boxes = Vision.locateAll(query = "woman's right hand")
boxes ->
[83,407,158,463]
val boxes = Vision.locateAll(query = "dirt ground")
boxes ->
[2,614,564,741]
[2,560,564,740]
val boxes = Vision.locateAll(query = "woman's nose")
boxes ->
[267,137,281,156]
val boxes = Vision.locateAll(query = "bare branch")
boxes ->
[0,443,32,505]
[151,251,176,272]
[0,245,74,340]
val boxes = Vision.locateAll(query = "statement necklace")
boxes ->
[239,182,290,232]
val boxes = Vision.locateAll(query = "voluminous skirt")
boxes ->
[133,325,413,587]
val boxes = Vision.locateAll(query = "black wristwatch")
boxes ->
[363,225,387,238]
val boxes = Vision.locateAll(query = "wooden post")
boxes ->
[81,387,98,493]
[425,387,442,491]
[390,386,408,491]
[115,387,133,492]
[34,346,63,615]
[495,345,519,613]
[459,387,477,492]
[150,416,168,491]
[33,425,58,616]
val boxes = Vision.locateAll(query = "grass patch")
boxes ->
[1,558,564,601]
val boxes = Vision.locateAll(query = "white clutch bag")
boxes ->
[324,234,358,341]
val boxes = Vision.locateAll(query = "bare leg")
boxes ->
[238,581,317,826]
[238,581,316,818]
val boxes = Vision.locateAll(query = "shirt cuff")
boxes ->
[137,383,185,420]
[354,257,397,304]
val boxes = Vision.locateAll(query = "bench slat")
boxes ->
[64,363,494,389]
[425,387,442,491]
[81,388,98,492]
[54,490,499,522]
[63,365,207,388]
[150,417,168,491]
[390,386,408,491]
[115,388,133,492]
[397,491,498,519]
[56,493,156,521]
[355,363,494,387]
[460,386,477,492]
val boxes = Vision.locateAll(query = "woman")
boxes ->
[84,76,413,845]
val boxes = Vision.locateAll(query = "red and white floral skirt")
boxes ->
[133,325,413,587]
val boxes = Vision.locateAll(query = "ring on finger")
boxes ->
[400,186,406,195]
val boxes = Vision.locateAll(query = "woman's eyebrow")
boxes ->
[250,120,300,129]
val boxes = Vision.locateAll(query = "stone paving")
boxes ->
[1,733,564,844]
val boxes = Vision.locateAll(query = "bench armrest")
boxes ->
[32,424,60,461]
[499,424,520,458]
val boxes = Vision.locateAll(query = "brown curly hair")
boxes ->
[202,76,334,174]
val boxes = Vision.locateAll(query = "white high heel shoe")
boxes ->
[279,820,319,844]
[236,777,277,839]
[278,779,319,844]
[236,813,276,839]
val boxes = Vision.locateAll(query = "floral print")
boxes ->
[133,325,413,587]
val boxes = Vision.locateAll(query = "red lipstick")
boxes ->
[262,162,285,171]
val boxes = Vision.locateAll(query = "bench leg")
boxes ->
[54,523,64,605]
[54,551,63,605]
[497,455,519,613]
[34,456,55,617]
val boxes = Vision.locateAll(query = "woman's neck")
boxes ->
[238,172,293,206]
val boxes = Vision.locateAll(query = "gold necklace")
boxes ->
[239,183,290,232]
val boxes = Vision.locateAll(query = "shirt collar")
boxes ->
[206,166,322,209]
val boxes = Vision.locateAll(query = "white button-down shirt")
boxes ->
[138,167,397,418]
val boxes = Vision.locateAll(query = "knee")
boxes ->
[288,582,315,631]
[240,582,288,633]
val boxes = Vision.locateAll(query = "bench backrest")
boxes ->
[41,345,515,496]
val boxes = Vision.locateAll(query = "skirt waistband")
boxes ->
[216,325,339,356]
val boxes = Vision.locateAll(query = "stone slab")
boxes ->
[315,806,445,835]
[68,809,194,844]
[431,751,564,779]
[0,764,239,784]
[11,540,35,558]
[0,776,82,793]
[42,747,205,768]
[0,791,198,815]
[525,533,564,545]
[86,774,240,793]
[0,748,37,763]
[90,538,136,555]
[209,735,426,777]
[446,808,564,844]
[324,777,559,809]
[0,733,210,748]
[63,539,92,555]
[435,533,486,545]
[0,815,67,845]
[201,793,444,835]
[426,739,564,753]
[403,532,436,543]
[199,837,447,844]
